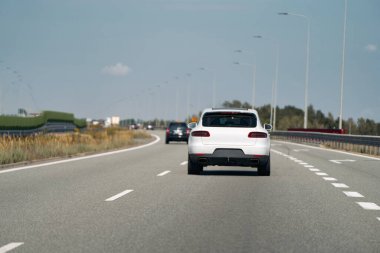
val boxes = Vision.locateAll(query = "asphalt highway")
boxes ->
[1,130,379,253]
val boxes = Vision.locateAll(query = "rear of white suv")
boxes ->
[187,108,271,175]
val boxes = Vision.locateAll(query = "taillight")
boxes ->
[248,132,267,138]
[186,128,190,135]
[166,128,170,134]
[191,131,210,137]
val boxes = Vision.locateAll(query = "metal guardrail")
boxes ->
[270,131,380,156]
[0,122,77,137]
[271,131,380,146]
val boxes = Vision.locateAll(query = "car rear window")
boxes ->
[202,112,257,128]
[169,123,187,129]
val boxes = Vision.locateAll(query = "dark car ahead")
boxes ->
[165,122,190,144]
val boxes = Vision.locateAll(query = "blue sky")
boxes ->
[0,0,379,122]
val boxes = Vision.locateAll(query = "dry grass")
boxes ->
[0,128,151,165]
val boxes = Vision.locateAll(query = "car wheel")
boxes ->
[165,139,169,144]
[258,157,270,176]
[188,155,203,175]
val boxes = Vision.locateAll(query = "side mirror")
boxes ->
[264,124,272,131]
[187,122,197,129]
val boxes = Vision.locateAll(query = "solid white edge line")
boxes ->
[343,191,364,198]
[157,170,171,177]
[0,242,24,253]
[331,183,349,188]
[0,135,161,175]
[356,202,380,210]
[180,161,188,166]
[273,140,380,161]
[105,189,134,202]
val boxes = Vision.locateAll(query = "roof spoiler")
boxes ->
[211,108,249,110]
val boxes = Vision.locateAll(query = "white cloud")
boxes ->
[365,44,377,52]
[102,63,131,76]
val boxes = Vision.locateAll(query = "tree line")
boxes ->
[222,100,380,136]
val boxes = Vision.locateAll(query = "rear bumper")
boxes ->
[189,149,269,168]
[166,134,188,141]
[188,142,270,156]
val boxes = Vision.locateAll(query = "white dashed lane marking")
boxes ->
[180,161,188,166]
[329,159,356,164]
[332,183,349,188]
[157,170,171,177]
[0,242,24,253]
[105,189,134,202]
[343,191,364,198]
[293,149,309,152]
[323,177,337,181]
[356,202,380,210]
[273,147,380,220]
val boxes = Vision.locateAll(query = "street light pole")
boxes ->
[185,73,192,122]
[199,67,216,108]
[273,45,280,131]
[305,18,310,129]
[251,64,256,108]
[174,76,180,121]
[233,50,256,109]
[233,61,256,109]
[339,0,348,129]
[279,12,311,129]
[212,73,216,108]
[252,35,279,128]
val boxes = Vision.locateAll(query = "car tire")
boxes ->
[188,156,203,175]
[165,139,169,144]
[258,157,270,176]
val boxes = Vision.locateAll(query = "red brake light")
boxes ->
[186,128,191,135]
[248,132,267,138]
[166,128,170,134]
[191,131,210,137]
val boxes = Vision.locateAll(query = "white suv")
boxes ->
[187,108,271,175]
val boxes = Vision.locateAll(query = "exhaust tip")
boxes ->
[198,157,208,164]
[250,159,259,166]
